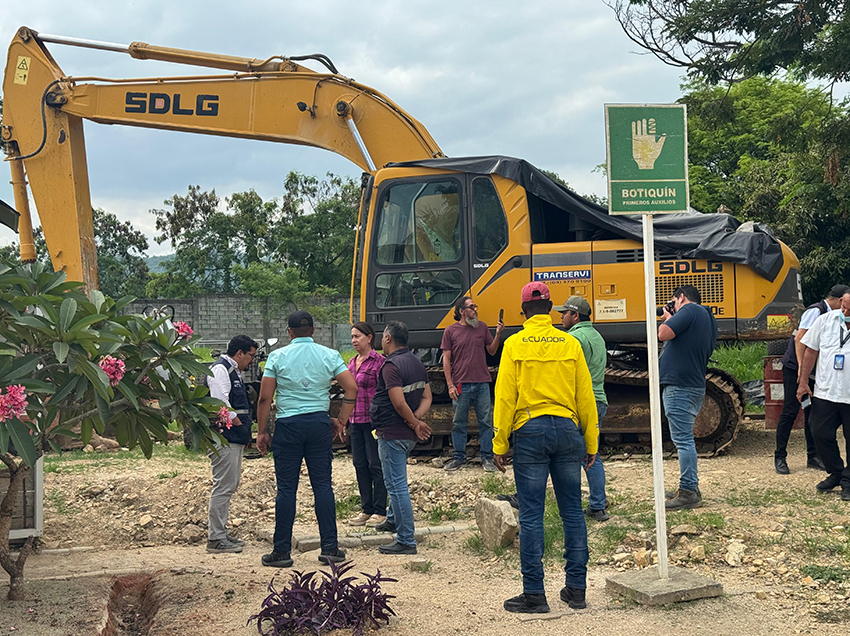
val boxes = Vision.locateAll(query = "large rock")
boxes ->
[181,524,205,543]
[475,498,519,550]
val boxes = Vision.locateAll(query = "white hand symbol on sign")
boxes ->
[631,118,666,170]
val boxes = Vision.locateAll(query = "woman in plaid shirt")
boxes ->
[347,322,387,526]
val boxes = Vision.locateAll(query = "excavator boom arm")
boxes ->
[1,27,443,287]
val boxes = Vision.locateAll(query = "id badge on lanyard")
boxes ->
[837,324,850,370]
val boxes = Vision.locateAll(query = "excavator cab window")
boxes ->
[371,176,465,310]
[375,179,462,265]
[374,269,464,308]
[472,177,508,261]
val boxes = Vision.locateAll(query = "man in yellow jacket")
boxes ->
[494,281,599,614]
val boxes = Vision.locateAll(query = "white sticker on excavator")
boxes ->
[595,298,626,321]
[14,56,31,85]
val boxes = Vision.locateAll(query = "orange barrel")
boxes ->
[763,356,804,430]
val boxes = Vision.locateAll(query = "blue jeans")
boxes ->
[451,382,494,461]
[582,401,608,511]
[271,412,338,555]
[662,385,705,492]
[378,437,417,546]
[513,415,588,594]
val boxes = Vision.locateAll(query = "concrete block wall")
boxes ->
[122,295,356,349]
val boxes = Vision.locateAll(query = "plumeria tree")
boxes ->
[0,263,222,600]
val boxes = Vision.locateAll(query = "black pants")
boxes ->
[809,397,850,486]
[349,421,387,516]
[272,412,337,555]
[775,366,818,459]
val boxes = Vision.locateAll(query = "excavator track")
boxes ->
[602,366,744,457]
[332,364,745,457]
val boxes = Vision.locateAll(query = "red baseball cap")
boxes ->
[521,281,551,303]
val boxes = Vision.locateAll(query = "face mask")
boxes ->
[842,312,850,323]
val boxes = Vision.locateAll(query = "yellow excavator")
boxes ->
[2,27,802,454]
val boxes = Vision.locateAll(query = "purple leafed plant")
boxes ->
[248,561,397,635]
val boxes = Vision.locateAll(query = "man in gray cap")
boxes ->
[774,284,848,474]
[555,295,610,521]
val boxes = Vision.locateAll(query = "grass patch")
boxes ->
[157,469,180,480]
[406,560,433,573]
[800,565,850,583]
[427,503,464,524]
[480,473,514,496]
[42,443,210,475]
[666,510,726,531]
[335,492,361,518]
[46,489,79,516]
[723,487,817,508]
[711,342,767,382]
[588,523,632,560]
[466,533,486,555]
[423,477,444,489]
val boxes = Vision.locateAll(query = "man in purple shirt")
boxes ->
[441,296,504,472]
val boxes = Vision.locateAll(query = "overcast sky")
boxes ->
[0,0,685,255]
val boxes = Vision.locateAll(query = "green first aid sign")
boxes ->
[605,104,688,215]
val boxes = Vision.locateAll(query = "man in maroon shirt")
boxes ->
[441,296,504,472]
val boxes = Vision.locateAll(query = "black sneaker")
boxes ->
[444,458,466,472]
[585,507,610,522]
[261,551,293,567]
[374,519,396,533]
[665,489,678,500]
[665,488,702,510]
[841,485,850,502]
[378,540,417,555]
[496,494,519,509]
[227,534,246,546]
[807,456,827,471]
[318,548,346,564]
[503,593,550,614]
[560,586,587,609]
[774,457,790,475]
[817,472,842,492]
[206,538,243,554]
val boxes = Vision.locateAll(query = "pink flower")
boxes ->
[174,321,194,339]
[0,384,28,422]
[215,406,236,430]
[98,355,125,387]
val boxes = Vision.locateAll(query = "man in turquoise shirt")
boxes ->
[256,311,358,569]
[556,296,610,522]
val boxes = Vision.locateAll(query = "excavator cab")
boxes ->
[360,168,511,346]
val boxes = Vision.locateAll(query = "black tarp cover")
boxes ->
[386,156,784,281]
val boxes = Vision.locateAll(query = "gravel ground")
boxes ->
[2,417,849,634]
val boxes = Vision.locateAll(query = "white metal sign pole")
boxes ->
[642,212,669,579]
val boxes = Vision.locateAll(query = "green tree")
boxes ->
[149,174,359,299]
[150,186,239,296]
[0,209,151,298]
[275,172,359,293]
[607,1,850,85]
[232,262,309,319]
[682,77,850,301]
[0,263,222,599]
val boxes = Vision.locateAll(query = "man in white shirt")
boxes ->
[206,335,258,552]
[774,284,848,474]
[797,293,850,501]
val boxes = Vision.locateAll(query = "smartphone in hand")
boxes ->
[801,394,812,410]
[499,308,504,323]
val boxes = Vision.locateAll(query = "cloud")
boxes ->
[1,0,687,254]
